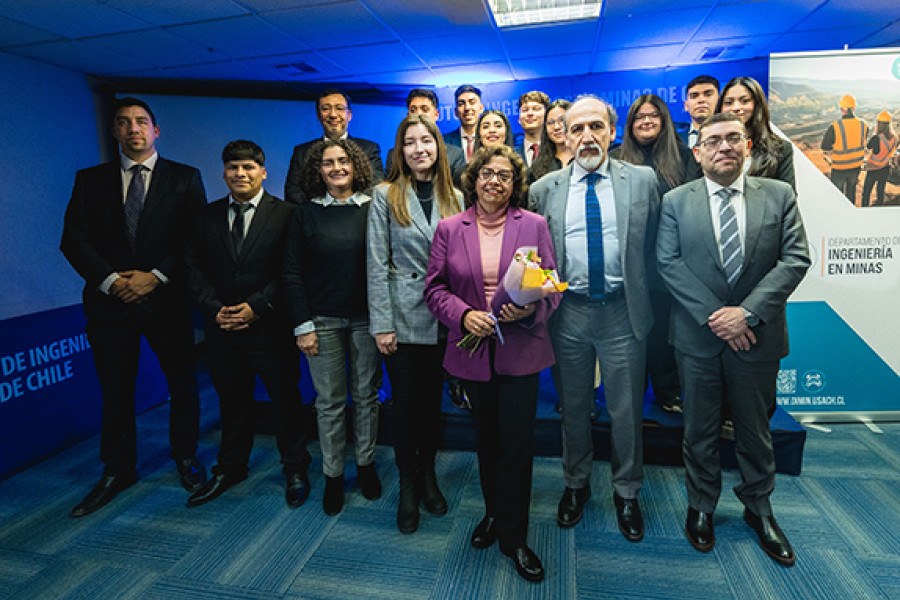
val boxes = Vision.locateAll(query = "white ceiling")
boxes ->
[1,0,898,102]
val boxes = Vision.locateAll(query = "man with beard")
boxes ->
[657,112,809,566]
[529,95,658,542]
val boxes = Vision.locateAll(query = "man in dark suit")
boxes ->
[529,96,658,542]
[61,97,207,517]
[184,140,312,508]
[680,75,719,149]
[442,84,483,163]
[657,112,810,566]
[385,88,465,183]
[284,88,383,204]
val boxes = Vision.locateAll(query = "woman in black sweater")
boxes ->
[283,139,381,516]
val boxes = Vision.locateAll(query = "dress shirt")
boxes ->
[704,176,747,259]
[294,191,371,336]
[227,188,264,237]
[688,127,699,149]
[564,159,622,295]
[100,152,166,294]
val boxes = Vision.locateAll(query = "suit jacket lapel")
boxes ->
[499,207,524,279]
[687,179,723,274]
[609,159,630,251]
[238,192,274,261]
[212,198,238,264]
[140,157,168,225]
[547,166,571,279]
[741,178,765,269]
[407,188,433,240]
[461,207,487,311]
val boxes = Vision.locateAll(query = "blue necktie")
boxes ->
[717,188,742,287]
[584,172,605,299]
[124,164,146,251]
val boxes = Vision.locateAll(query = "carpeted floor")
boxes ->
[1,386,898,599]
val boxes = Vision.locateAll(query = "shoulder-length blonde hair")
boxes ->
[385,115,460,226]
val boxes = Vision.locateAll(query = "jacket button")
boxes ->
[411,272,418,279]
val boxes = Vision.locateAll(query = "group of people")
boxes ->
[61,73,812,584]
[821,93,898,207]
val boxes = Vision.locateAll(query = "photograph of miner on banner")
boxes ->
[769,70,899,208]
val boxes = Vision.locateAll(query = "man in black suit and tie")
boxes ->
[61,97,207,517]
[185,140,312,507]
[385,88,466,184]
[442,84,484,163]
[284,88,384,204]
[657,112,810,567]
[680,75,719,149]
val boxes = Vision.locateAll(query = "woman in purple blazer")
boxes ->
[425,145,560,583]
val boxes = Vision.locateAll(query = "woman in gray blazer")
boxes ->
[367,115,463,534]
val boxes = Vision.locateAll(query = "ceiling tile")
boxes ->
[510,53,594,79]
[0,0,149,38]
[321,42,427,75]
[9,40,153,75]
[794,0,900,31]
[258,3,395,50]
[694,0,822,40]
[407,33,505,68]
[853,20,900,47]
[240,52,348,81]
[113,61,266,80]
[593,44,685,72]
[598,8,710,49]
[603,0,714,18]
[675,34,778,64]
[500,21,599,59]
[359,68,439,86]
[82,29,229,68]
[167,15,308,59]
[764,27,887,55]
[367,0,490,41]
[429,61,514,87]
[0,16,63,47]
[235,0,345,10]
[101,0,249,26]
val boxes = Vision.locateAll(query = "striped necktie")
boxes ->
[124,164,146,251]
[584,172,605,299]
[717,187,742,287]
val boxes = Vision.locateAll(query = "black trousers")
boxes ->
[384,343,443,473]
[206,326,311,478]
[831,168,861,205]
[646,288,681,402]
[464,368,540,551]
[86,308,199,477]
[861,166,889,207]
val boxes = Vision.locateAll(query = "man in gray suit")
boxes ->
[530,96,658,541]
[657,112,809,567]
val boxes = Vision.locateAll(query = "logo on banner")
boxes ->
[802,369,826,393]
[893,56,900,80]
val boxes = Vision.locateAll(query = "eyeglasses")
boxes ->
[546,117,566,128]
[697,133,746,149]
[478,167,513,184]
[635,112,661,121]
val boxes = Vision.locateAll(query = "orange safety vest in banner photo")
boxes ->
[831,117,870,170]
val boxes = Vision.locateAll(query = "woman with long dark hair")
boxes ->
[861,111,898,207]
[367,115,463,533]
[531,99,574,182]
[717,76,795,189]
[473,110,515,153]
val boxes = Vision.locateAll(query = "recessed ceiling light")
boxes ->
[487,0,602,28]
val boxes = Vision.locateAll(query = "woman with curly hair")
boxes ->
[717,76,795,190]
[367,115,463,533]
[473,109,516,153]
[425,145,560,582]
[531,99,573,182]
[283,139,381,516]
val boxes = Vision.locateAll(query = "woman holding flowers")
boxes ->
[367,115,463,534]
[424,145,560,583]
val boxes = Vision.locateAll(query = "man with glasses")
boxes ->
[657,112,809,567]
[284,88,384,204]
[529,96,658,543]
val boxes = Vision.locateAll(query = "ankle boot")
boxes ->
[357,463,382,500]
[323,474,344,516]
[420,460,448,516]
[397,471,419,534]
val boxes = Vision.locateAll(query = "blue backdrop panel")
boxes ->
[1,305,169,479]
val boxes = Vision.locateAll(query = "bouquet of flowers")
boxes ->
[457,247,567,355]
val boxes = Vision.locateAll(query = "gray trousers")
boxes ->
[553,294,645,497]
[677,349,778,517]
[306,315,381,478]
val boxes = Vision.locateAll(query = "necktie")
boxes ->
[231,202,252,255]
[466,135,474,161]
[124,164,146,251]
[530,143,539,164]
[584,172,605,299]
[717,188,742,287]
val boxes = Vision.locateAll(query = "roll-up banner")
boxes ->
[769,48,900,421]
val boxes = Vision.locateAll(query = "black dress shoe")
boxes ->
[186,473,244,508]
[323,474,345,516]
[613,493,644,542]
[420,469,447,516]
[685,507,715,552]
[743,509,795,567]
[357,463,382,500]
[500,545,544,583]
[470,516,497,549]
[70,473,138,518]
[285,472,310,508]
[177,456,207,493]
[558,486,591,528]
